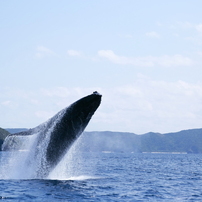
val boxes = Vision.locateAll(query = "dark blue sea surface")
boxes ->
[1,152,202,201]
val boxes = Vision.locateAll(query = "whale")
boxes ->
[2,91,102,178]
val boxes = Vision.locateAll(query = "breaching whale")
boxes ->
[2,92,102,178]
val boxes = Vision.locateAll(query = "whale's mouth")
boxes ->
[93,91,102,96]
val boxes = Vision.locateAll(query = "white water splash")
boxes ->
[0,134,38,179]
[0,134,87,180]
[0,108,90,180]
[66,175,101,181]
[48,135,87,180]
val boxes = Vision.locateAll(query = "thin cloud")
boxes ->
[196,24,202,33]
[197,51,202,56]
[1,101,13,107]
[118,34,133,39]
[176,21,193,29]
[145,31,160,38]
[172,22,202,35]
[98,50,193,67]
[67,50,82,57]
[35,46,56,58]
[125,34,133,38]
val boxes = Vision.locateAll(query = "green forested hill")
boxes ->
[140,129,202,153]
[81,129,202,153]
[0,128,10,148]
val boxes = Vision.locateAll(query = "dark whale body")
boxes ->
[2,92,102,178]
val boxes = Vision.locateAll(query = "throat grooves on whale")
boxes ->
[33,109,67,179]
[1,92,102,179]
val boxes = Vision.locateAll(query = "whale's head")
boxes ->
[68,91,102,125]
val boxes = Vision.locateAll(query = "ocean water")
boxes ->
[1,151,202,201]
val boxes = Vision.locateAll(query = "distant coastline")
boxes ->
[1,128,202,153]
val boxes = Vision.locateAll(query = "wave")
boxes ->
[48,175,101,181]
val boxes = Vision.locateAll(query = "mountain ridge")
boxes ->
[1,127,202,153]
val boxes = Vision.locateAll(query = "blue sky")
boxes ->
[1,0,202,134]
